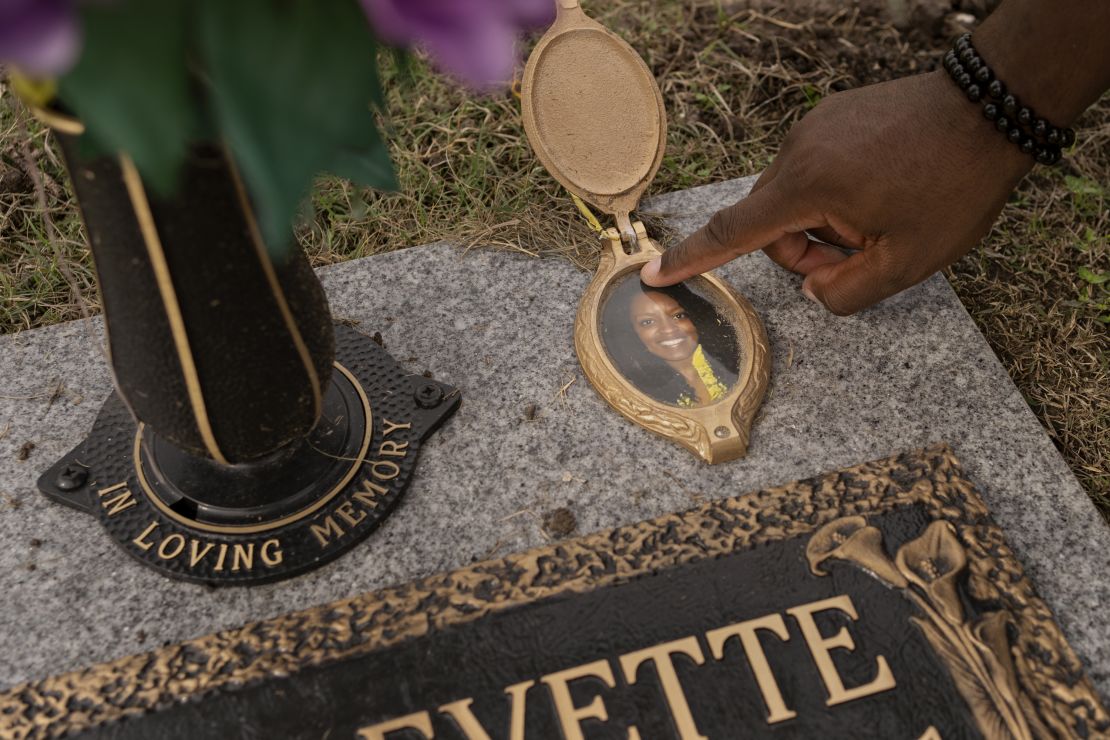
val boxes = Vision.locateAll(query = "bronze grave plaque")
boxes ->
[2,445,1104,738]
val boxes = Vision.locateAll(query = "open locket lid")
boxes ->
[522,0,769,463]
[521,0,666,241]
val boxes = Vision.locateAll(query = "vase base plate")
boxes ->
[35,324,460,586]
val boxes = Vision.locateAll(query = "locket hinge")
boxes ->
[615,212,640,252]
[603,217,652,259]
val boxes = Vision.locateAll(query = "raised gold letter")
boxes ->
[310,515,344,548]
[541,660,622,740]
[619,637,707,740]
[707,614,796,723]
[439,680,534,740]
[98,483,137,517]
[132,521,159,551]
[337,500,367,528]
[353,479,389,508]
[382,419,411,437]
[214,543,228,571]
[787,595,896,706]
[260,538,283,567]
[157,533,186,560]
[378,440,409,458]
[188,539,215,568]
[357,711,434,740]
[231,543,254,572]
[371,460,400,481]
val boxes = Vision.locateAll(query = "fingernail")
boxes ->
[640,257,662,285]
[801,284,819,304]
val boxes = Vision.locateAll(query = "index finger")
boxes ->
[641,177,817,286]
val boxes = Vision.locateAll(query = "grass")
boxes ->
[0,0,1107,512]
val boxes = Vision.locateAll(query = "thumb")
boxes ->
[641,178,809,287]
[802,249,899,316]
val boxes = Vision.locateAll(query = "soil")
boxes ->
[542,507,578,539]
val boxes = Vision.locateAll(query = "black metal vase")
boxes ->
[66,138,335,465]
[36,113,459,585]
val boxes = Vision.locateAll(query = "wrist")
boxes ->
[924,69,1032,182]
[972,0,1110,127]
[943,34,1072,166]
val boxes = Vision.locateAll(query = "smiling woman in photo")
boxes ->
[602,277,740,407]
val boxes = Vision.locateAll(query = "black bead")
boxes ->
[1032,118,1048,138]
[1061,128,1076,147]
[995,116,1009,132]
[1035,146,1061,165]
[975,65,992,83]
[988,80,1005,99]
[982,103,999,121]
[944,50,957,68]
[966,84,982,102]
[1002,95,1018,115]
[1017,107,1033,126]
[1020,136,1036,154]
[958,72,972,89]
[1008,127,1023,143]
[967,56,982,72]
[1046,128,1061,146]
[956,34,970,51]
[959,47,975,64]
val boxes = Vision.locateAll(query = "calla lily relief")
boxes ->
[808,516,1037,739]
[806,516,907,588]
[896,520,967,626]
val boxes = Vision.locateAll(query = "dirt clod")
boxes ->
[16,441,34,461]
[542,507,577,539]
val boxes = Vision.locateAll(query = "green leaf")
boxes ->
[198,0,395,255]
[327,124,397,191]
[386,48,415,91]
[1078,266,1109,285]
[1064,175,1104,198]
[58,0,192,193]
[802,84,822,109]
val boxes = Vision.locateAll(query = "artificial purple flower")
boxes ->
[361,0,555,90]
[0,0,81,76]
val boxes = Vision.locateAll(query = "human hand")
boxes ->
[640,70,1033,315]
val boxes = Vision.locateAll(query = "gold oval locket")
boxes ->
[522,0,770,463]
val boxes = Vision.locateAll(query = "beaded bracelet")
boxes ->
[942,33,1074,166]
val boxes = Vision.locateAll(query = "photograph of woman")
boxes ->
[601,276,741,408]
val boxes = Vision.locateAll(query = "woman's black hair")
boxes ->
[601,276,740,405]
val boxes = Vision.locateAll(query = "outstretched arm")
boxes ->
[640,0,1110,315]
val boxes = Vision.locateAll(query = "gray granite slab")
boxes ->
[1,176,1107,698]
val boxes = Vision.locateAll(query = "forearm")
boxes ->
[973,0,1110,126]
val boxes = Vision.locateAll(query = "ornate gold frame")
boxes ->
[576,221,770,463]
